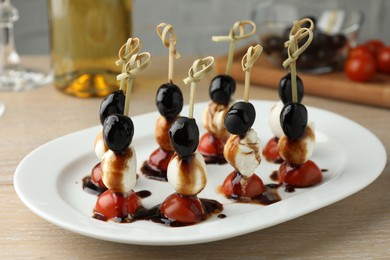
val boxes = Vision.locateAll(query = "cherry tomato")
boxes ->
[95,190,127,219]
[222,171,265,198]
[376,46,390,74]
[348,45,372,58]
[198,132,225,156]
[364,39,385,56]
[91,162,107,190]
[344,53,377,82]
[263,137,283,163]
[160,193,203,224]
[241,174,265,198]
[148,147,174,172]
[222,171,243,197]
[94,190,141,220]
[278,160,322,187]
[127,191,142,214]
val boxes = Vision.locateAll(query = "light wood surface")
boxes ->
[216,46,390,108]
[1,56,389,259]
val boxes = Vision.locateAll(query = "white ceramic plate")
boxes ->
[14,100,386,246]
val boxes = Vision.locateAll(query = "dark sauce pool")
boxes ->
[270,170,279,182]
[82,176,106,196]
[202,154,227,165]
[93,197,223,227]
[82,173,223,227]
[224,184,282,205]
[270,168,328,193]
[83,174,142,196]
[83,166,332,226]
[140,161,168,182]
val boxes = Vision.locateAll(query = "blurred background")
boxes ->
[12,0,390,56]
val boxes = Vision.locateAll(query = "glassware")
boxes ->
[0,100,4,116]
[47,0,132,98]
[0,0,48,91]
[252,0,364,74]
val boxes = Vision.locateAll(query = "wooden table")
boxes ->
[1,57,389,259]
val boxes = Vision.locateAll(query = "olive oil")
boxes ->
[47,0,132,98]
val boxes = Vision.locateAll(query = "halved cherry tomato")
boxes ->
[160,193,203,224]
[127,191,142,214]
[95,190,127,219]
[91,162,107,190]
[278,160,322,187]
[263,137,283,163]
[222,171,265,198]
[377,46,390,74]
[148,147,174,172]
[198,132,225,156]
[94,190,141,220]
[222,171,242,197]
[241,174,265,198]
[344,53,376,82]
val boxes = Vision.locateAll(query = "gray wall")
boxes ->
[11,0,390,56]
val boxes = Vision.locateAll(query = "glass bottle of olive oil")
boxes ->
[47,0,132,98]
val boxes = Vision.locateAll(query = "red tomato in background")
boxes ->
[344,53,377,82]
[376,47,390,74]
[348,45,372,58]
[364,39,385,56]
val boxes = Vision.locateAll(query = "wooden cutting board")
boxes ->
[216,46,390,108]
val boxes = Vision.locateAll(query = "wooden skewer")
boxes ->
[212,20,256,76]
[241,44,263,103]
[282,18,314,103]
[156,23,181,83]
[115,38,141,91]
[183,56,215,118]
[117,52,152,116]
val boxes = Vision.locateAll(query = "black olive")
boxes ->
[224,101,256,136]
[99,90,125,125]
[169,117,199,159]
[156,83,183,121]
[278,73,304,104]
[280,102,308,140]
[209,75,236,105]
[103,114,134,154]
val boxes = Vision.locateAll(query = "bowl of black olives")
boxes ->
[252,1,363,73]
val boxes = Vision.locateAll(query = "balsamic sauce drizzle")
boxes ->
[83,166,328,225]
[202,154,227,165]
[82,176,106,196]
[140,161,168,182]
[92,197,223,227]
